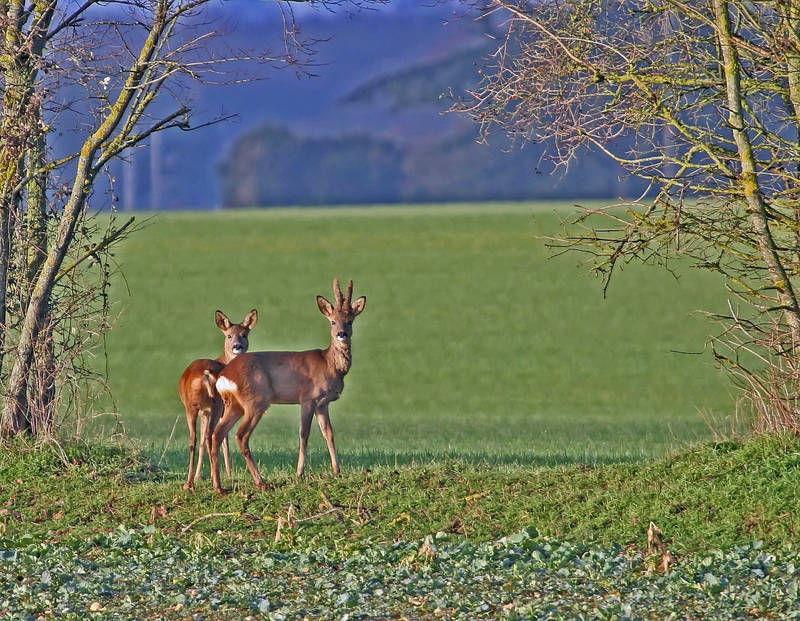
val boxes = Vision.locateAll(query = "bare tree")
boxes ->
[0,0,381,438]
[457,0,800,431]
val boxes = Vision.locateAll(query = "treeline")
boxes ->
[219,124,646,207]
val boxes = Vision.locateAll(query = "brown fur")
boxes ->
[178,309,257,491]
[210,279,365,492]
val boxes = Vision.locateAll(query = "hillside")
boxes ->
[89,1,642,209]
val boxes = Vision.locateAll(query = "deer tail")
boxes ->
[202,370,218,398]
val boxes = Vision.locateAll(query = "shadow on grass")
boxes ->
[153,446,646,478]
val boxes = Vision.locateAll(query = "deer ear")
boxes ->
[242,309,258,330]
[317,295,334,317]
[351,296,366,316]
[215,310,231,331]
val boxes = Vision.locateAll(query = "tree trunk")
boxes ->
[26,133,48,283]
[2,151,94,430]
[24,114,55,430]
[0,1,57,434]
[30,315,55,437]
[0,206,9,371]
[781,5,800,266]
[1,0,170,430]
[714,0,800,348]
[0,0,26,384]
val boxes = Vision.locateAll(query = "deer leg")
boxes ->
[210,398,243,494]
[222,436,232,479]
[235,404,266,490]
[210,399,232,478]
[315,403,341,475]
[296,401,315,477]
[184,406,198,491]
[194,411,209,481]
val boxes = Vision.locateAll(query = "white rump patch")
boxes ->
[216,376,238,394]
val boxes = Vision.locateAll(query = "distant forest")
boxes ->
[219,125,646,207]
[99,2,643,209]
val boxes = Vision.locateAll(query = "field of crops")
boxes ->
[102,202,731,471]
[7,526,799,619]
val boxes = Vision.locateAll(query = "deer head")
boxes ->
[215,309,258,358]
[316,278,366,349]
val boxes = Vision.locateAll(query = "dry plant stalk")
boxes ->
[646,521,675,573]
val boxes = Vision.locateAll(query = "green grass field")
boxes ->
[102,202,733,473]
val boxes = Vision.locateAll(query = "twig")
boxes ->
[159,415,179,467]
[354,485,369,525]
[320,490,345,524]
[297,507,348,523]
[55,216,137,283]
[181,512,237,534]
[389,512,411,526]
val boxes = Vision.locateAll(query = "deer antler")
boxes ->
[333,278,343,308]
[344,279,353,307]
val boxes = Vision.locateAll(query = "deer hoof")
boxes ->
[183,483,195,492]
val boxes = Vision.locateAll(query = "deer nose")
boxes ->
[336,331,347,341]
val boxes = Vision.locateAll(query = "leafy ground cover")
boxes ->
[4,526,799,619]
[100,203,732,466]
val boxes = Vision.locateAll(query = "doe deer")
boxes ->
[178,309,258,491]
[210,279,366,493]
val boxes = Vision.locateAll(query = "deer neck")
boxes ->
[216,351,237,365]
[323,342,351,376]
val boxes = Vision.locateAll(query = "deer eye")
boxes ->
[330,320,336,326]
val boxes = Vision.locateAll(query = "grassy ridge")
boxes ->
[103,203,731,471]
[2,434,798,553]
[4,433,800,618]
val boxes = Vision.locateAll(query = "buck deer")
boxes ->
[210,279,366,493]
[178,309,258,491]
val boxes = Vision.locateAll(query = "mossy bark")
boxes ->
[781,4,800,265]
[1,0,171,432]
[713,0,800,349]
[0,1,56,434]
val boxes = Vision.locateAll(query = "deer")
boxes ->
[178,309,258,491]
[209,279,366,493]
